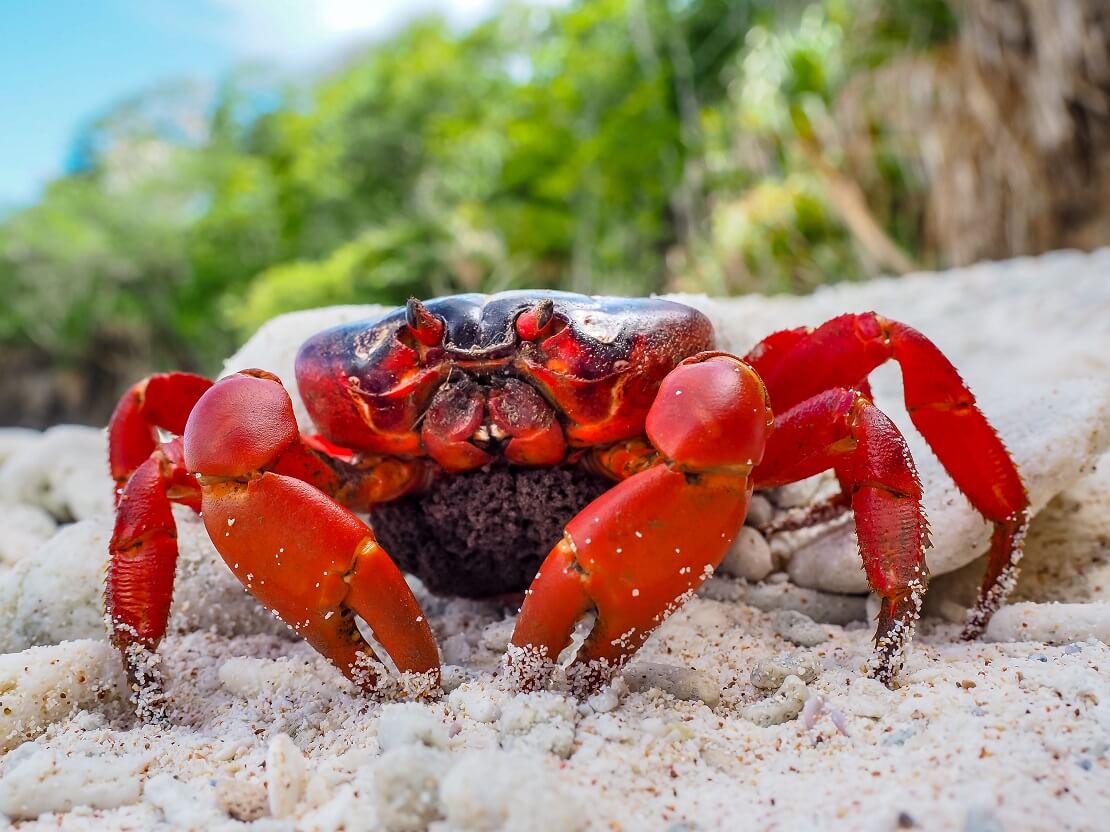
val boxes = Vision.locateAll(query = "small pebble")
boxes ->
[742,674,810,726]
[847,677,891,719]
[751,651,821,690]
[216,779,268,822]
[718,527,774,581]
[480,619,515,652]
[441,633,472,665]
[623,663,721,708]
[963,806,1005,832]
[744,494,775,529]
[498,692,578,759]
[800,694,824,729]
[266,733,307,819]
[378,702,448,750]
[771,609,828,646]
[447,683,502,723]
[586,682,623,714]
[881,727,916,747]
[441,664,469,693]
[372,745,448,832]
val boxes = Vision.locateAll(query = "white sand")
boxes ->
[0,250,1108,829]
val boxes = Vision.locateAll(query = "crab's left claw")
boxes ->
[506,354,765,694]
[185,373,442,695]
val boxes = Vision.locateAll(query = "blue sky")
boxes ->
[0,0,501,208]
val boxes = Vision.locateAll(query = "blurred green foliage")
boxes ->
[0,0,958,380]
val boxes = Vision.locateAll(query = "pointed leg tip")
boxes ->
[959,603,990,641]
[959,623,985,642]
[869,582,925,687]
[118,641,169,724]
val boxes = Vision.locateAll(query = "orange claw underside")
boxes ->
[509,354,766,692]
[509,464,752,692]
[200,474,440,687]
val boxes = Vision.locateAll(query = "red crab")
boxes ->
[106,291,1028,716]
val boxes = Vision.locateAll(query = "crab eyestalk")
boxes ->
[515,298,556,341]
[405,298,445,346]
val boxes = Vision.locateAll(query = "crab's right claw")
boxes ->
[506,355,765,695]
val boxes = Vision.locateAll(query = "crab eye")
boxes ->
[515,299,555,341]
[405,298,445,347]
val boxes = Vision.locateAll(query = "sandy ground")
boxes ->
[0,250,1108,830]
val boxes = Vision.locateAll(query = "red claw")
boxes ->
[107,370,440,715]
[187,373,440,693]
[508,355,761,694]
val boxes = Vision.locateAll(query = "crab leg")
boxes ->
[108,372,213,494]
[507,353,766,694]
[106,371,438,717]
[745,313,1028,637]
[755,388,929,683]
[107,440,192,720]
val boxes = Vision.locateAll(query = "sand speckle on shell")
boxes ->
[1,252,1110,829]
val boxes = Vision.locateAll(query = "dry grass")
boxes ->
[839,0,1110,267]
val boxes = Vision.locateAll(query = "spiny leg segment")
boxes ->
[754,388,929,682]
[746,312,1029,639]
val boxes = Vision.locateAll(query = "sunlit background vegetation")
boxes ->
[2,0,1108,426]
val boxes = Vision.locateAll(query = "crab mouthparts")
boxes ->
[422,372,563,466]
[471,422,510,445]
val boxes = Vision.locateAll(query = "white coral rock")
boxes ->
[439,750,586,832]
[377,702,448,751]
[497,691,578,759]
[0,425,113,521]
[266,733,308,819]
[0,745,145,820]
[0,506,286,653]
[0,639,127,752]
[0,502,56,565]
[984,602,1110,644]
